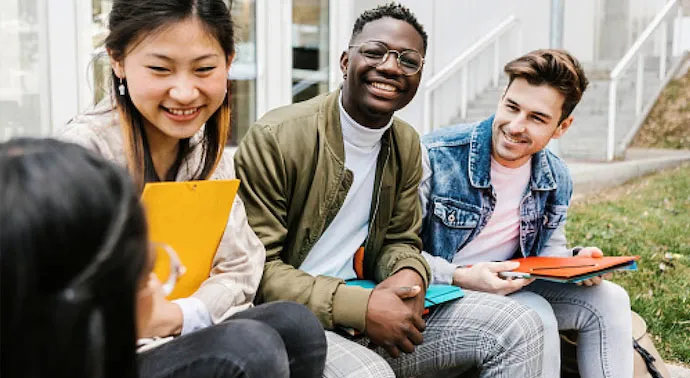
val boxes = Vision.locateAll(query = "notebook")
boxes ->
[507,255,640,283]
[345,280,464,308]
[141,179,240,299]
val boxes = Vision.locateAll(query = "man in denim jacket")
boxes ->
[419,49,633,377]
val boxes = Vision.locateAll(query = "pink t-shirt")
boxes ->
[451,157,531,266]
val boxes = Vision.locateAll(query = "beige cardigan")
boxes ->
[58,100,265,324]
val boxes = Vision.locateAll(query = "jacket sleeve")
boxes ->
[234,125,371,331]
[539,224,572,257]
[539,160,574,257]
[375,132,432,286]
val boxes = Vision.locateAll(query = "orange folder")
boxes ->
[141,180,239,299]
[508,255,640,283]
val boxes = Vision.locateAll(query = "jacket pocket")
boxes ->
[432,197,480,229]
[543,204,568,229]
[425,197,480,256]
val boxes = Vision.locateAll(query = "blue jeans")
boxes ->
[510,280,633,378]
[138,301,327,378]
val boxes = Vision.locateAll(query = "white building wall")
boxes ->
[346,0,552,130]
[564,0,598,63]
[338,0,670,131]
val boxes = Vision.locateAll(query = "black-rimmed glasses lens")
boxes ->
[350,41,423,75]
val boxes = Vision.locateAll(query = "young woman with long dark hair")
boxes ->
[57,1,326,377]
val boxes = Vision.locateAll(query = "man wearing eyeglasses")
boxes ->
[235,3,544,377]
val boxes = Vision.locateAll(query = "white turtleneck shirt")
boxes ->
[299,95,391,280]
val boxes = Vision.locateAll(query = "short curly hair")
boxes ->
[350,2,427,54]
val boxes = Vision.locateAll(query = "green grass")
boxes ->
[566,163,690,364]
[632,68,690,150]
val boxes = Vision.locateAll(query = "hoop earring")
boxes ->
[118,78,126,96]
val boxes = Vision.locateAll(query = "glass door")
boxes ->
[92,0,112,104]
[229,0,257,145]
[291,0,329,103]
[0,0,47,139]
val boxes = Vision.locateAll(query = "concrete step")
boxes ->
[568,148,690,197]
[439,55,683,161]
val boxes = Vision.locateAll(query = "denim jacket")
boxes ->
[419,116,573,270]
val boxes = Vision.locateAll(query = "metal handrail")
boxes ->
[606,0,681,161]
[423,15,520,134]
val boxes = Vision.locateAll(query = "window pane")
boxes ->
[92,0,112,104]
[87,0,257,146]
[292,0,329,104]
[228,0,257,146]
[0,0,44,139]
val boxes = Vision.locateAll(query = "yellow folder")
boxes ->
[141,180,240,299]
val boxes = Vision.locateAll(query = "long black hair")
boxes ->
[0,138,149,378]
[105,0,236,190]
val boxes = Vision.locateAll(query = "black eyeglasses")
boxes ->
[349,41,424,76]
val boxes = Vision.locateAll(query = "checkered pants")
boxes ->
[323,290,544,378]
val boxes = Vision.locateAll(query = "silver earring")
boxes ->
[118,78,126,96]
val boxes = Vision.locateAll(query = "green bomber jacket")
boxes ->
[234,89,431,331]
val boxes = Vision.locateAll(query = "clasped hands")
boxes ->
[364,269,426,358]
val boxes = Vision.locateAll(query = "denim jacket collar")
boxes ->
[468,115,558,191]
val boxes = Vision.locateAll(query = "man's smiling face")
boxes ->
[491,77,573,168]
[340,17,425,129]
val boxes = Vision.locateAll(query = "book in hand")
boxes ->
[505,255,640,283]
[141,179,240,299]
[336,280,464,338]
[345,280,464,308]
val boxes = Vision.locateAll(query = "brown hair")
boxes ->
[504,49,589,122]
[105,0,234,190]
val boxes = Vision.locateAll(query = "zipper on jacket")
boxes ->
[363,143,391,262]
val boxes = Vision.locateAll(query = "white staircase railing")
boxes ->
[606,0,683,161]
[422,15,521,135]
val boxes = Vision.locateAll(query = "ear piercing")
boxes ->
[118,78,126,96]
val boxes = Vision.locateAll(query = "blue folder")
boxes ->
[346,280,464,308]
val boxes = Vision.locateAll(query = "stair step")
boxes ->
[436,56,683,160]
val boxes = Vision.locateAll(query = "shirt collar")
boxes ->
[338,92,391,148]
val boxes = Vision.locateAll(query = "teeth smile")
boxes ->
[371,82,397,92]
[504,132,525,143]
[166,107,199,116]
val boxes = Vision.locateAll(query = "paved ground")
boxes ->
[669,364,690,378]
[566,147,690,377]
[566,147,690,202]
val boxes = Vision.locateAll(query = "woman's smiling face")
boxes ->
[111,16,230,142]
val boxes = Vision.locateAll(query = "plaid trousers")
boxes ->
[323,290,544,378]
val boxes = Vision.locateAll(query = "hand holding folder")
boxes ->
[505,255,640,283]
[141,180,240,299]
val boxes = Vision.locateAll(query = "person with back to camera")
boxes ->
[58,0,327,377]
[0,138,317,378]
